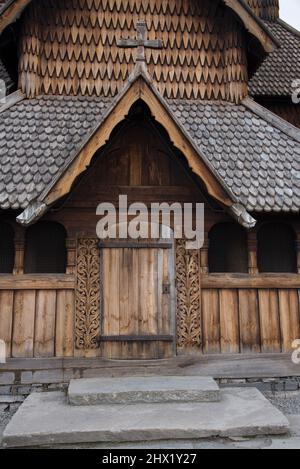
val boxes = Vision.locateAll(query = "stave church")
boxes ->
[0,0,299,382]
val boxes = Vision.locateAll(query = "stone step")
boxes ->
[68,376,220,406]
[2,388,289,448]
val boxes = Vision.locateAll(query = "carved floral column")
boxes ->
[176,239,202,352]
[75,238,101,350]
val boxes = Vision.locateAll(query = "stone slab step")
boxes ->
[68,376,220,405]
[2,388,289,448]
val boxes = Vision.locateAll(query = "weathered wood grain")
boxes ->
[219,290,240,353]
[56,290,74,358]
[202,290,220,354]
[0,275,75,290]
[0,290,14,357]
[12,290,36,358]
[34,290,56,358]
[202,274,300,289]
[258,290,281,353]
[278,289,300,352]
[238,289,261,353]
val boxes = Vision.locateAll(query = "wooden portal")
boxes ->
[100,240,175,359]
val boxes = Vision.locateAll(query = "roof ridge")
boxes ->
[242,96,300,143]
[276,18,300,40]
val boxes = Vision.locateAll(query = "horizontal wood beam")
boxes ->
[202,274,300,289]
[99,335,174,342]
[1,354,298,380]
[0,274,75,290]
[99,242,173,249]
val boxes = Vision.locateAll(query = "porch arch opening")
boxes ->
[257,222,297,273]
[208,222,248,273]
[0,222,15,273]
[24,221,67,274]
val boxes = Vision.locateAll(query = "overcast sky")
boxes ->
[280,0,300,30]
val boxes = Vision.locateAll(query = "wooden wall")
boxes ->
[1,274,299,358]
[0,276,74,358]
[201,283,300,354]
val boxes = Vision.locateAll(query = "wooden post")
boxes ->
[13,227,25,275]
[296,231,300,274]
[200,232,209,274]
[248,230,258,275]
[66,238,76,274]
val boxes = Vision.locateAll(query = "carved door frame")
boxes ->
[75,236,201,356]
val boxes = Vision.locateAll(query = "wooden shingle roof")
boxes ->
[0,87,299,214]
[250,20,300,97]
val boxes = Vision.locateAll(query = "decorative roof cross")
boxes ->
[117,20,163,78]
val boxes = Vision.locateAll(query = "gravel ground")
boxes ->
[0,403,21,446]
[264,390,300,415]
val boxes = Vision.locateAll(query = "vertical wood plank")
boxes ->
[119,249,130,334]
[219,289,240,353]
[202,289,220,354]
[12,290,36,358]
[119,249,130,358]
[130,145,142,186]
[103,248,120,358]
[129,248,140,358]
[258,289,281,353]
[279,290,300,352]
[238,289,261,353]
[0,290,14,357]
[139,249,157,335]
[56,290,74,357]
[158,248,172,335]
[34,290,56,357]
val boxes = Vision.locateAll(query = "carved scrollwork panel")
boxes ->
[176,239,202,350]
[75,238,101,349]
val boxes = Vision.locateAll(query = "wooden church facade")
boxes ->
[0,0,299,363]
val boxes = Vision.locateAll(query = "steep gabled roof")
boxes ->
[0,72,299,227]
[0,0,278,53]
[250,19,300,97]
[13,74,240,226]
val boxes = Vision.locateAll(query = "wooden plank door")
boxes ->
[100,243,175,359]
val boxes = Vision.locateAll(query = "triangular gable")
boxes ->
[16,73,256,229]
[0,0,278,53]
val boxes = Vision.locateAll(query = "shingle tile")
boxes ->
[168,99,300,213]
